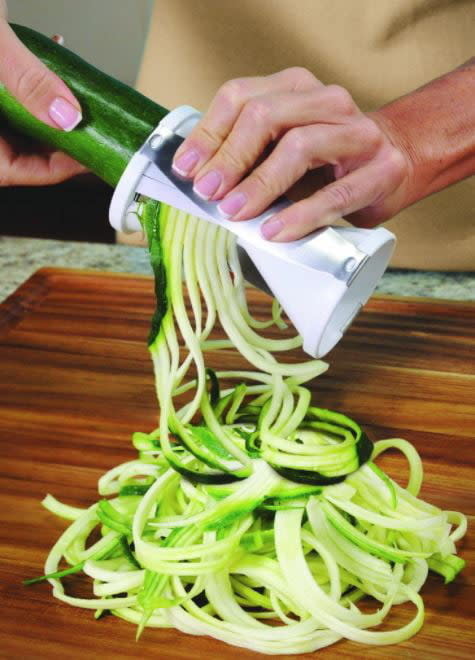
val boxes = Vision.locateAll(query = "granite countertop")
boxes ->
[0,235,474,304]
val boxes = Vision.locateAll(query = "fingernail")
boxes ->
[193,170,222,199]
[218,192,247,218]
[172,148,200,176]
[261,217,284,240]
[49,97,82,131]
[52,34,64,45]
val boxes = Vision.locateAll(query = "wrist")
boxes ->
[370,58,475,212]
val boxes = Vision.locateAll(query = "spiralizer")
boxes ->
[109,106,395,358]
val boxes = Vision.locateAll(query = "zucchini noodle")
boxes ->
[29,200,467,654]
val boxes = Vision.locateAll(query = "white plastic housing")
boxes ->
[242,227,394,356]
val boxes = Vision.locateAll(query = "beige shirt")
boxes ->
[133,0,474,270]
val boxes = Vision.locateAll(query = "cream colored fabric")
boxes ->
[128,0,474,270]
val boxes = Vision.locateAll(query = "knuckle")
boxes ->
[281,128,308,158]
[15,66,50,105]
[218,78,248,106]
[283,66,317,89]
[354,116,384,154]
[358,117,383,148]
[325,84,357,115]
[242,97,271,124]
[325,181,354,211]
[385,147,408,180]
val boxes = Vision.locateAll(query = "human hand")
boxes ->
[0,2,85,186]
[172,67,411,241]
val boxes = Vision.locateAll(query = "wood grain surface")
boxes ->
[0,267,473,660]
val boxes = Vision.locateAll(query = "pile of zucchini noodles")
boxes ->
[30,200,467,654]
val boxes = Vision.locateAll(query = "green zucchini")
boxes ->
[0,24,169,186]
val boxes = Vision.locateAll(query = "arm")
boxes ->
[172,61,475,240]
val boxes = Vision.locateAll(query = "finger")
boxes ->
[0,149,87,186]
[0,22,81,131]
[191,86,364,202]
[172,67,321,177]
[260,152,406,241]
[217,120,379,219]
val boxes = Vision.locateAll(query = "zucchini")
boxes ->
[0,24,169,187]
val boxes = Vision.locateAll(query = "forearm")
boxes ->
[372,57,475,210]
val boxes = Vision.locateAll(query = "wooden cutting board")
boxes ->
[0,267,473,660]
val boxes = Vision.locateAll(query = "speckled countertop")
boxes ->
[0,235,474,303]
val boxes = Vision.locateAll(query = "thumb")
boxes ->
[0,21,82,131]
